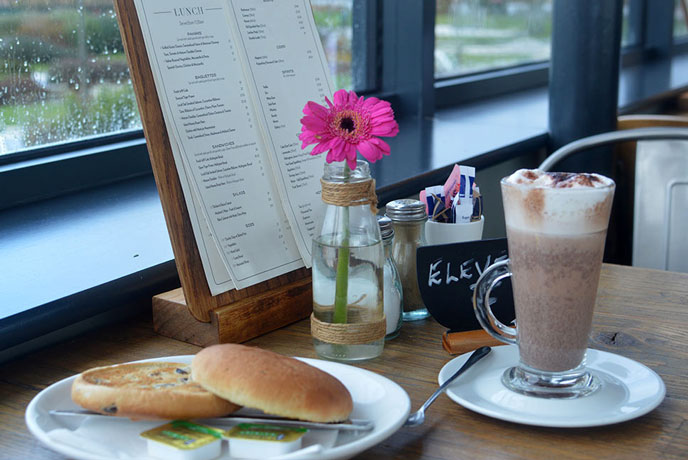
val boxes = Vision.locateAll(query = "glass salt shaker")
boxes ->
[378,216,403,339]
[385,199,430,321]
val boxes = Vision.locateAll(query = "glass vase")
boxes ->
[311,160,385,361]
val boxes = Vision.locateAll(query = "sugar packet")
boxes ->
[443,164,462,209]
[454,166,475,223]
[420,164,480,224]
[472,183,482,222]
[422,185,450,222]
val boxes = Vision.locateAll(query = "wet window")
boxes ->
[0,1,140,155]
[0,0,355,157]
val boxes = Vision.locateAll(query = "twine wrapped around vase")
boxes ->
[320,178,378,213]
[311,313,386,345]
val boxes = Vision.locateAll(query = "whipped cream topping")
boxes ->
[505,169,614,188]
[501,169,615,234]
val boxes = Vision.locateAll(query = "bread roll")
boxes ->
[192,344,353,423]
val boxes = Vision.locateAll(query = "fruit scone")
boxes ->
[71,361,240,420]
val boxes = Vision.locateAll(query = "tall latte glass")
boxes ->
[473,169,615,398]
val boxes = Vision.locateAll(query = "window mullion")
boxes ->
[352,0,379,93]
[380,0,435,119]
[548,0,624,175]
[644,0,675,56]
[626,0,646,47]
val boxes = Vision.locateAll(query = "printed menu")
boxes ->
[134,0,334,293]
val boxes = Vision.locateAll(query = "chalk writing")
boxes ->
[428,254,507,291]
[416,238,514,331]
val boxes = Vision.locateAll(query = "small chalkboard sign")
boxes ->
[416,238,515,332]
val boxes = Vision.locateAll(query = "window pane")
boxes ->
[435,0,552,78]
[0,0,356,158]
[311,0,354,91]
[675,0,688,38]
[621,0,633,46]
[0,1,140,156]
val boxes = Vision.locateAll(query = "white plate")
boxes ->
[439,345,665,428]
[26,356,410,460]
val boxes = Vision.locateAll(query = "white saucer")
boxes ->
[26,355,410,460]
[439,345,665,428]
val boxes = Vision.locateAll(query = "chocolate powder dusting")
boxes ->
[524,188,545,222]
[576,175,594,187]
[549,172,576,186]
[523,170,539,181]
[548,172,598,188]
[586,193,614,227]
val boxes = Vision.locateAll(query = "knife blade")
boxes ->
[48,410,374,432]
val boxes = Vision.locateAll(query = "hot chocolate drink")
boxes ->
[502,169,615,372]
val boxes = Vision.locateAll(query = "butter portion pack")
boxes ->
[225,423,308,458]
[141,420,223,460]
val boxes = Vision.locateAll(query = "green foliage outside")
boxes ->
[435,0,552,77]
[312,3,353,90]
[675,5,688,37]
[0,85,139,147]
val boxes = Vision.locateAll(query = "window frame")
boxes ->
[0,134,150,211]
[352,0,379,92]
[435,62,549,108]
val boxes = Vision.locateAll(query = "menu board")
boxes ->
[416,239,515,332]
[133,0,334,293]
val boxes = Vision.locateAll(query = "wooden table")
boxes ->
[2,264,687,459]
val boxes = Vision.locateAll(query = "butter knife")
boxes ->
[49,410,374,432]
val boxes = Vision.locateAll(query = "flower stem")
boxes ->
[333,163,351,324]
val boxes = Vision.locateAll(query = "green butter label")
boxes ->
[141,421,222,450]
[225,423,308,443]
[171,420,222,439]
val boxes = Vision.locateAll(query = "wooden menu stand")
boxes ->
[114,0,312,346]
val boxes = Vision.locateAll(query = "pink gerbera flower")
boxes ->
[299,89,399,170]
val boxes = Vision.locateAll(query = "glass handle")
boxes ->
[472,259,517,345]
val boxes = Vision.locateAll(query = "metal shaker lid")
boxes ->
[385,199,427,221]
[377,215,394,240]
